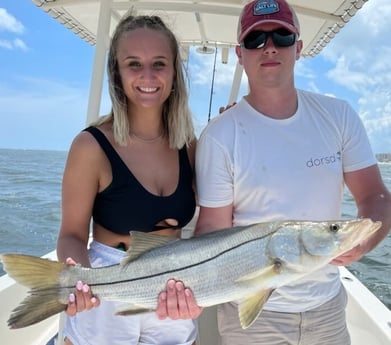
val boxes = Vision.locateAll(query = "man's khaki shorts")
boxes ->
[218,286,350,345]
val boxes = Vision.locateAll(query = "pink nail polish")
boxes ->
[76,281,83,291]
[69,293,75,303]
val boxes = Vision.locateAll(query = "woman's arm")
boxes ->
[57,131,103,314]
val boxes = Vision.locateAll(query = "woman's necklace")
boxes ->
[129,131,164,143]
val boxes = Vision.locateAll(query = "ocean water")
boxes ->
[0,149,65,259]
[0,148,390,309]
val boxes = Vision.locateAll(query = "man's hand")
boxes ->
[330,244,366,266]
[219,102,237,114]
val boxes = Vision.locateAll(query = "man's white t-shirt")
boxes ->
[196,89,377,312]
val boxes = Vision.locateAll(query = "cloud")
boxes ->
[326,55,373,94]
[322,0,391,93]
[0,8,24,33]
[0,8,27,51]
[358,89,391,153]
[13,38,27,50]
[0,39,12,49]
[295,59,317,80]
[0,37,27,50]
[303,0,391,153]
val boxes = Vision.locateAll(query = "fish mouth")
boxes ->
[339,218,382,250]
[350,218,381,236]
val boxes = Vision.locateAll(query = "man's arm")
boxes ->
[195,204,234,235]
[331,164,391,265]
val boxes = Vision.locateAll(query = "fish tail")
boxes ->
[0,253,67,329]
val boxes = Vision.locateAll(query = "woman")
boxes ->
[57,14,198,345]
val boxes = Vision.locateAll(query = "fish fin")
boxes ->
[236,262,280,284]
[0,254,67,329]
[115,304,153,316]
[0,253,65,289]
[8,291,66,329]
[121,232,178,265]
[234,263,280,329]
[238,289,273,329]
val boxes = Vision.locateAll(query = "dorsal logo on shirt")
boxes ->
[306,152,341,168]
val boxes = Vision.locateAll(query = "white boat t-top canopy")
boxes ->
[31,0,369,122]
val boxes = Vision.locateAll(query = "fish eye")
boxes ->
[329,223,340,232]
[273,259,282,273]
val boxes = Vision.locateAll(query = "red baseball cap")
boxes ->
[237,0,300,42]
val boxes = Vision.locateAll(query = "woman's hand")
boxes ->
[65,257,100,316]
[156,279,203,320]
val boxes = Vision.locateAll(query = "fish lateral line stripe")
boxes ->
[88,235,267,287]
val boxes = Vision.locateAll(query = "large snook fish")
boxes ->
[1,218,381,330]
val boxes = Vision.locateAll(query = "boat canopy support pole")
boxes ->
[228,61,243,104]
[86,0,112,125]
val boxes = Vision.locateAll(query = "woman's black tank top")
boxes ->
[84,126,196,234]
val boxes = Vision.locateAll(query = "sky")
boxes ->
[0,0,390,153]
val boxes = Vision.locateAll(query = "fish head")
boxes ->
[299,218,381,257]
[267,218,381,270]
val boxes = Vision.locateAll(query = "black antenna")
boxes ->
[207,46,218,122]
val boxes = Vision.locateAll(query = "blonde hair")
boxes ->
[94,14,195,149]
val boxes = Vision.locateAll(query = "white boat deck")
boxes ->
[340,268,391,345]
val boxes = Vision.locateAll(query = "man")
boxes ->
[157,1,391,344]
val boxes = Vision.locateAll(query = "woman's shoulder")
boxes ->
[71,129,99,151]
[68,126,111,164]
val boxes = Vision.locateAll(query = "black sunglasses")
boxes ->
[241,29,296,49]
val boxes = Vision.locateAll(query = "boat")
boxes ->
[1,0,391,344]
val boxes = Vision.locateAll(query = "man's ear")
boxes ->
[235,45,243,65]
[295,40,303,60]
